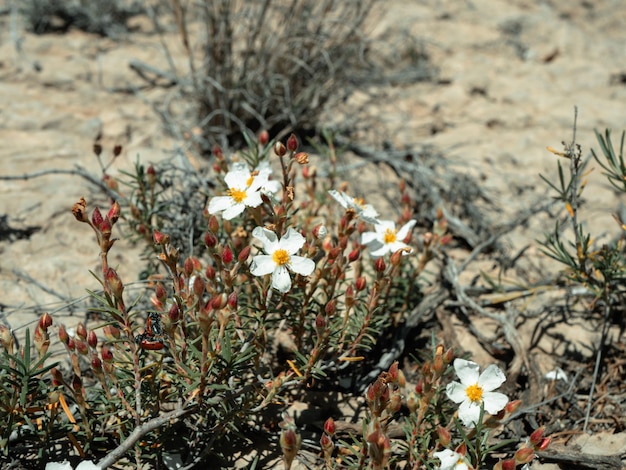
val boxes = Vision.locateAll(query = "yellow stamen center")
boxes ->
[228,188,247,203]
[272,249,290,266]
[383,228,397,244]
[465,383,483,402]
[353,197,365,208]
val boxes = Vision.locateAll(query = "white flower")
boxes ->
[45,462,100,470]
[434,449,471,470]
[232,161,281,195]
[328,190,380,224]
[544,367,568,382]
[250,227,315,293]
[361,220,416,258]
[446,359,509,428]
[208,165,267,219]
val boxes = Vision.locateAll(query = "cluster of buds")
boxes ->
[407,344,453,416]
[320,418,335,468]
[72,197,120,256]
[363,362,404,470]
[279,412,301,470]
[493,427,550,470]
[34,312,53,358]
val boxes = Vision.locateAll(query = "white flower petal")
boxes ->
[243,191,263,208]
[482,391,508,415]
[458,399,481,428]
[45,462,73,470]
[434,449,457,470]
[250,255,276,276]
[279,228,306,254]
[224,168,250,189]
[388,241,412,255]
[369,244,391,258]
[262,180,281,195]
[396,219,417,239]
[76,461,101,470]
[454,359,480,385]
[252,227,279,253]
[360,206,380,224]
[361,232,380,245]
[445,381,468,404]
[478,364,506,391]
[272,265,292,293]
[544,367,568,381]
[289,256,315,276]
[208,196,234,214]
[328,189,350,209]
[222,203,246,220]
[374,220,396,234]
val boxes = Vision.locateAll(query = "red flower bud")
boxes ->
[437,426,451,447]
[315,314,326,331]
[103,324,120,340]
[168,302,180,322]
[514,447,535,464]
[211,293,228,310]
[238,245,251,263]
[155,283,167,302]
[390,249,403,266]
[184,257,194,276]
[107,201,120,225]
[222,246,233,265]
[74,339,88,355]
[228,292,238,310]
[146,165,157,187]
[348,248,360,262]
[501,459,516,470]
[87,331,98,348]
[325,300,336,316]
[76,323,87,340]
[274,141,286,157]
[58,324,69,344]
[153,230,169,245]
[324,418,336,436]
[538,437,551,451]
[113,144,122,157]
[91,206,103,228]
[51,367,64,387]
[204,231,218,248]
[205,265,216,279]
[39,313,53,331]
[72,374,83,393]
[106,267,124,301]
[259,130,269,146]
[91,355,102,372]
[287,133,298,152]
[529,427,544,446]
[374,257,386,273]
[101,346,113,362]
[192,276,205,297]
[355,276,367,291]
[208,215,220,233]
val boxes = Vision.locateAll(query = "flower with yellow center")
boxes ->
[446,359,508,428]
[250,227,315,293]
[433,448,471,470]
[208,162,279,220]
[328,190,380,224]
[361,219,416,258]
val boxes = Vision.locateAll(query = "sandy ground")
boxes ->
[1,0,625,467]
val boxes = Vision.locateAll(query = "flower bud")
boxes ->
[113,144,122,157]
[437,426,451,447]
[92,206,103,228]
[72,374,83,393]
[313,224,327,240]
[324,300,336,316]
[76,323,87,340]
[222,245,233,265]
[101,346,113,362]
[39,312,53,331]
[259,130,269,146]
[505,399,522,414]
[315,313,326,332]
[211,293,228,310]
[323,418,335,436]
[274,141,287,157]
[204,231,218,248]
[390,249,403,266]
[287,133,298,152]
[107,201,120,225]
[87,331,98,348]
[184,257,194,276]
[106,267,124,301]
[91,355,102,372]
[529,427,544,446]
[192,276,205,297]
[205,265,216,279]
[374,257,386,273]
[514,447,535,464]
[238,245,251,263]
[348,248,360,262]
[168,302,181,323]
[51,367,64,387]
[153,230,169,245]
[103,324,120,340]
[355,276,367,291]
[228,292,238,310]
[146,165,157,188]
[74,339,88,355]
[538,437,551,451]
[501,459,516,470]
[208,215,220,233]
